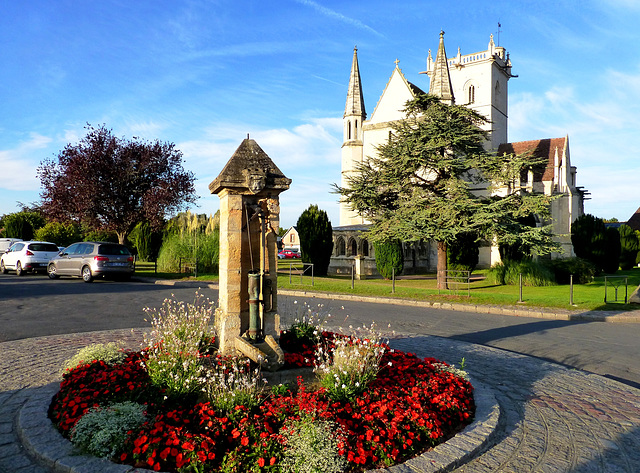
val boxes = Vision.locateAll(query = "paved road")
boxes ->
[2,274,640,388]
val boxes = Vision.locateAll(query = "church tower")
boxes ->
[426,33,514,150]
[340,47,367,226]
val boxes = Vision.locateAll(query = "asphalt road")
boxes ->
[2,274,639,389]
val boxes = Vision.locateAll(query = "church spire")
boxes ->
[429,31,455,105]
[344,47,366,119]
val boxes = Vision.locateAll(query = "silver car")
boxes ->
[47,241,134,282]
[1,241,60,275]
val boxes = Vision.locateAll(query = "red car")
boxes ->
[278,248,301,259]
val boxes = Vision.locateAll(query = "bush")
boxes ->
[83,228,119,243]
[571,214,607,273]
[281,415,347,473]
[546,257,596,284]
[34,221,81,247]
[487,259,556,286]
[2,211,46,240]
[447,232,479,273]
[62,342,127,372]
[373,240,403,279]
[71,401,146,459]
[619,225,640,270]
[603,226,621,274]
[156,230,219,273]
[141,291,215,399]
[296,205,333,276]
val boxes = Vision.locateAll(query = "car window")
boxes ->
[10,243,25,252]
[98,244,130,256]
[79,243,95,255]
[28,243,60,252]
[64,244,79,255]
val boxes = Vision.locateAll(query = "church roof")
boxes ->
[626,207,640,231]
[345,47,366,118]
[428,31,455,104]
[497,137,567,182]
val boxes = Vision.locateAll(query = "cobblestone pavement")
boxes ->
[1,329,640,472]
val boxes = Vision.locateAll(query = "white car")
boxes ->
[0,241,61,276]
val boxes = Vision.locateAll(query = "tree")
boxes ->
[619,224,639,270]
[1,211,46,240]
[34,221,81,247]
[296,205,333,276]
[38,124,197,245]
[447,231,479,273]
[603,226,621,273]
[571,214,607,273]
[335,94,557,288]
[373,240,403,279]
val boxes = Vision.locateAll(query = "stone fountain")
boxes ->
[209,136,291,370]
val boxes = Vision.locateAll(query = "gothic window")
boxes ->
[336,237,346,256]
[361,239,369,256]
[348,238,358,257]
[468,85,475,104]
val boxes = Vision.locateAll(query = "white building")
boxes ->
[330,31,587,277]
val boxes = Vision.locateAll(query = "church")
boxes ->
[328,32,587,277]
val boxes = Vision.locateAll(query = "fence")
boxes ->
[437,270,471,297]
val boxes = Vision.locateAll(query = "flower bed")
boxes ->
[49,334,474,472]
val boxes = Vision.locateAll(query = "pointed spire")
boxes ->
[429,30,455,104]
[344,47,366,119]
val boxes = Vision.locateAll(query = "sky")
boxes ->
[2,0,640,229]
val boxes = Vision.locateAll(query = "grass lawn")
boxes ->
[134,259,640,312]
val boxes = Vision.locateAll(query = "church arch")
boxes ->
[348,237,358,257]
[361,238,369,256]
[336,237,346,256]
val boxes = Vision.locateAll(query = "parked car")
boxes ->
[47,241,134,282]
[1,241,60,275]
[0,238,22,252]
[278,248,301,259]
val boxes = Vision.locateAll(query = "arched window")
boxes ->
[347,121,351,140]
[361,239,369,256]
[351,239,358,256]
[354,120,358,139]
[336,237,346,256]
[468,85,475,104]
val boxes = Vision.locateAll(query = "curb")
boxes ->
[144,279,640,323]
[16,375,500,473]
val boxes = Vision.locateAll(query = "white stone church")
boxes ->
[328,32,587,277]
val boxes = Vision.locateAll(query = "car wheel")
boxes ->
[0,261,6,274]
[81,266,93,283]
[16,262,24,276]
[48,264,59,279]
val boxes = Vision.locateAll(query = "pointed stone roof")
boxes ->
[344,47,366,118]
[626,207,640,231]
[209,137,291,195]
[429,31,455,104]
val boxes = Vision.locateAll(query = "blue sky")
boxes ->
[2,0,640,229]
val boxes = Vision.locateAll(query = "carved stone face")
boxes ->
[248,174,266,194]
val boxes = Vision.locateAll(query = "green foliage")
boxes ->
[62,342,127,372]
[34,221,81,247]
[296,205,333,276]
[603,227,621,274]
[619,225,638,270]
[373,240,404,279]
[281,414,347,473]
[487,259,556,286]
[546,257,596,284]
[1,211,46,240]
[129,221,163,261]
[83,228,119,243]
[71,401,146,459]
[618,225,640,270]
[447,232,479,272]
[571,214,607,273]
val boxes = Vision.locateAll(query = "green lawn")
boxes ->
[134,260,640,312]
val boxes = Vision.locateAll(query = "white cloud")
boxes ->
[0,134,52,191]
[293,0,384,38]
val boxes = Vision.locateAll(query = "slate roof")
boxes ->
[497,137,567,183]
[626,207,640,231]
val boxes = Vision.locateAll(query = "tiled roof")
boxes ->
[497,137,566,182]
